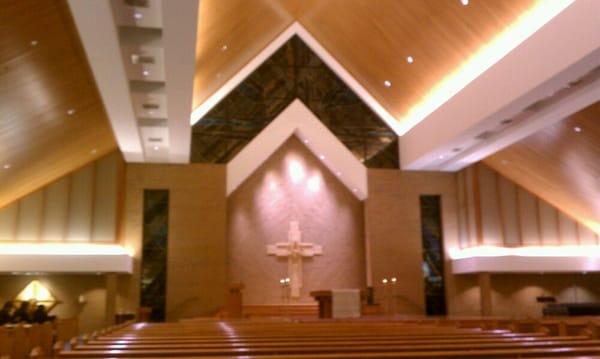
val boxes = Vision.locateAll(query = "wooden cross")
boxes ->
[267,221,322,298]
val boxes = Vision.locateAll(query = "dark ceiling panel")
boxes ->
[191,36,398,168]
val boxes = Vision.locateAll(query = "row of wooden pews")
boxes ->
[55,317,600,358]
[0,318,77,359]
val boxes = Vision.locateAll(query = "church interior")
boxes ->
[1,0,599,357]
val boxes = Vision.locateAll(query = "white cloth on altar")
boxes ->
[332,289,361,319]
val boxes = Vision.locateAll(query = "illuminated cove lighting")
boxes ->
[450,245,600,260]
[398,0,574,134]
[0,243,131,256]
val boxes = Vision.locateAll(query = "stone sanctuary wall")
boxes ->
[228,137,366,304]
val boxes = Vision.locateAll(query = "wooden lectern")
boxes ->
[310,290,333,318]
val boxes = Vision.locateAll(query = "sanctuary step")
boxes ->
[242,304,319,318]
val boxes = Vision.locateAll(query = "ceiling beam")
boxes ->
[400,0,600,171]
[67,0,144,162]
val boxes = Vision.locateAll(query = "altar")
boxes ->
[310,289,364,319]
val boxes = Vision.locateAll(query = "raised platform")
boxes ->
[242,304,318,318]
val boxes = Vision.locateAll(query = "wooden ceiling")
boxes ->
[0,0,117,208]
[484,102,600,233]
[193,0,536,127]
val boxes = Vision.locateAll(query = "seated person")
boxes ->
[11,301,32,324]
[32,304,49,324]
[0,301,14,325]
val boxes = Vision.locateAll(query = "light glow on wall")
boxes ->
[397,0,574,134]
[307,175,321,192]
[288,160,305,183]
[0,243,131,256]
[16,280,55,303]
[450,245,600,260]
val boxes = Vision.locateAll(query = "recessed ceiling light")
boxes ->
[221,44,228,51]
[574,126,582,133]
[319,155,325,160]
[336,171,341,176]
[2,164,11,169]
[406,56,414,64]
[67,109,76,116]
[153,145,159,151]
[30,40,38,46]
[352,188,358,192]
[461,0,469,5]
[384,80,392,88]
[90,149,97,155]
[304,139,309,144]
[133,12,143,19]
[439,155,445,159]
[142,70,149,77]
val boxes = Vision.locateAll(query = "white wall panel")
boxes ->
[42,178,70,242]
[16,191,44,241]
[66,165,94,242]
[92,153,118,242]
[558,213,578,245]
[478,165,503,246]
[539,201,559,245]
[498,177,520,246]
[0,203,18,241]
[517,189,540,246]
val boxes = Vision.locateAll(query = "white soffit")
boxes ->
[227,99,368,200]
[401,0,600,171]
[0,243,133,273]
[68,0,144,162]
[190,22,402,135]
[162,0,198,163]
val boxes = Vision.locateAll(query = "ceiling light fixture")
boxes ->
[153,146,159,151]
[133,12,143,20]
[90,149,97,155]
[221,44,228,51]
[67,109,76,116]
[336,171,341,176]
[461,0,469,6]
[384,80,392,87]
[3,164,11,170]
[406,56,414,64]
[304,139,309,144]
[319,155,325,160]
[352,188,358,192]
[30,40,38,46]
[574,126,582,133]
[439,155,445,159]
[142,70,149,77]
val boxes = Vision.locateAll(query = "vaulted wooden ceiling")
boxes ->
[484,102,600,233]
[0,0,117,208]
[193,0,537,129]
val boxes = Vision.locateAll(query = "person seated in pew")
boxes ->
[0,301,14,325]
[11,300,32,323]
[32,304,54,323]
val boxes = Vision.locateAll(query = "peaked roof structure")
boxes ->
[227,99,368,200]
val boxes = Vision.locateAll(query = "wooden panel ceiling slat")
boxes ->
[0,0,117,209]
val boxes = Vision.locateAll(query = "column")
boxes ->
[479,272,492,316]
[105,273,117,326]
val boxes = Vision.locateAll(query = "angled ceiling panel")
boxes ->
[194,0,540,132]
[484,101,600,233]
[0,0,117,209]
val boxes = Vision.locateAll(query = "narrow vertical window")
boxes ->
[141,190,169,321]
[420,195,447,315]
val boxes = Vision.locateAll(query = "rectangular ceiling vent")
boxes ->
[475,130,495,141]
[124,0,149,8]
[142,103,160,110]
[148,137,163,142]
[131,54,155,65]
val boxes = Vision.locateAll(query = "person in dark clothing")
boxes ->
[0,301,14,325]
[32,304,49,324]
[12,301,32,323]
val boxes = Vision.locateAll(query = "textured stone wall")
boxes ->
[228,137,366,304]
